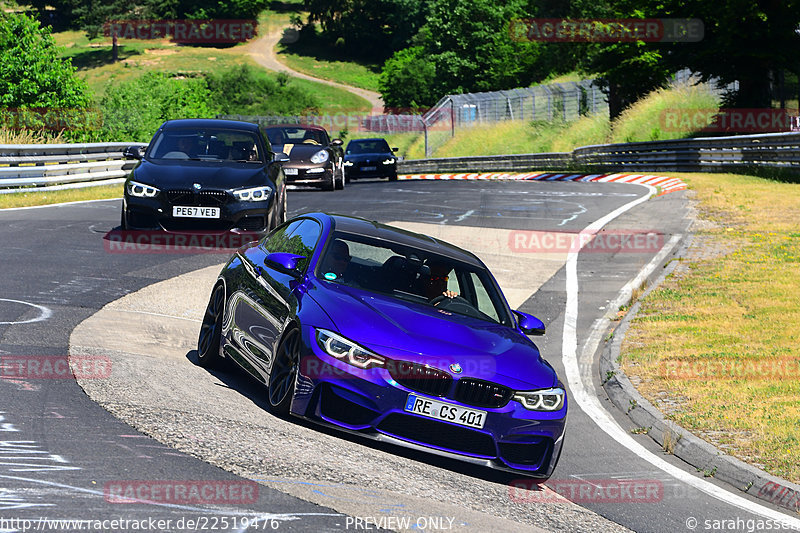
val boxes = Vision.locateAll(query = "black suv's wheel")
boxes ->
[268,328,300,415]
[197,284,225,368]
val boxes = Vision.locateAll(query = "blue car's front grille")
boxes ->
[387,361,452,397]
[453,378,513,408]
[377,413,496,458]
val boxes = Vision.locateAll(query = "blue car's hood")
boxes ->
[134,159,268,189]
[307,281,555,390]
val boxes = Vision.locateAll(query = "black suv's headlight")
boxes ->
[233,185,273,201]
[126,180,159,198]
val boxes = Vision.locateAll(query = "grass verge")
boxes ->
[619,172,800,482]
[276,36,382,93]
[53,20,369,114]
[0,183,123,209]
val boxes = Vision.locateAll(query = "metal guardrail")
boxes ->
[0,143,147,190]
[398,132,800,174]
[2,132,798,194]
[398,153,572,174]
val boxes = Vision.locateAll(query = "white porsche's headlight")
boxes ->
[513,387,565,411]
[310,150,329,164]
[233,186,272,201]
[126,180,159,198]
[316,329,385,369]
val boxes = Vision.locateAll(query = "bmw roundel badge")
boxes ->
[449,363,463,374]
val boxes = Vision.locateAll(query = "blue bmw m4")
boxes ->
[197,213,566,478]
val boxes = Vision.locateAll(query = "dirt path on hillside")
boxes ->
[246,26,384,112]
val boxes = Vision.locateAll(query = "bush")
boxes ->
[99,72,218,142]
[205,64,319,116]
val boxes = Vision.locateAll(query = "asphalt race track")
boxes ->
[2,179,799,532]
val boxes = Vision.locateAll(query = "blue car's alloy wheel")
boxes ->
[197,284,225,368]
[268,328,300,415]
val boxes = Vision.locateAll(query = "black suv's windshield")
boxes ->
[346,139,391,155]
[148,129,263,162]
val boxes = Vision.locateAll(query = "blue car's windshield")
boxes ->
[148,128,264,162]
[316,232,511,326]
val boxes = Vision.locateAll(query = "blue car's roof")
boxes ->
[313,213,485,268]
[160,118,260,132]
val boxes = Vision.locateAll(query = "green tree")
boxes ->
[303,0,428,60]
[379,0,541,107]
[379,47,437,108]
[0,12,91,109]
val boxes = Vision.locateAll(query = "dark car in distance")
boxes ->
[121,119,287,234]
[343,138,399,182]
[197,213,567,478]
[263,124,344,191]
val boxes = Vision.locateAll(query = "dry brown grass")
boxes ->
[620,172,800,481]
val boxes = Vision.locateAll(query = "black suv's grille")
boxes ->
[236,215,267,232]
[387,361,452,398]
[166,189,228,207]
[453,378,513,408]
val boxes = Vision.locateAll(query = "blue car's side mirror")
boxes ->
[266,253,306,276]
[514,310,545,336]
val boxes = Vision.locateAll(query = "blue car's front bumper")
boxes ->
[290,326,567,478]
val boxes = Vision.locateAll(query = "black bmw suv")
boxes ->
[121,119,287,234]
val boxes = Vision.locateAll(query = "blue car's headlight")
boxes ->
[343,160,354,166]
[513,387,565,411]
[316,329,385,369]
[233,185,273,201]
[127,180,159,198]
[382,158,396,165]
[310,150,329,164]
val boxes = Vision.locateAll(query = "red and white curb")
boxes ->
[398,172,687,196]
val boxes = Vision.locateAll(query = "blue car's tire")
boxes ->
[197,284,225,369]
[268,328,300,415]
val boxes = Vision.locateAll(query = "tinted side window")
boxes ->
[262,221,303,254]
[285,219,322,271]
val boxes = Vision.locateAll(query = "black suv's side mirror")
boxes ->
[273,152,290,162]
[123,146,143,160]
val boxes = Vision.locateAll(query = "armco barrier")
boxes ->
[3,131,799,193]
[398,131,800,175]
[0,143,147,191]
